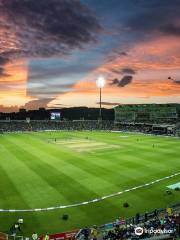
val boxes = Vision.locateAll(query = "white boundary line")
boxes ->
[0,172,179,213]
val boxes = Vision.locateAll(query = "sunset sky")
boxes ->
[0,0,180,112]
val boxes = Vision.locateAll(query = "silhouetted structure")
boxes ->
[0,107,114,121]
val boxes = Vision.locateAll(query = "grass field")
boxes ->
[0,131,179,236]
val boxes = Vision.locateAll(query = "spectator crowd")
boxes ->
[0,120,179,136]
[77,207,180,240]
[0,120,114,132]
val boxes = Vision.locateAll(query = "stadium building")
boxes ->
[114,104,180,135]
[114,104,180,124]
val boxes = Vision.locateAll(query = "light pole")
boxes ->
[96,76,106,120]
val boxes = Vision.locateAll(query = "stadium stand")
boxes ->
[0,103,180,136]
[0,120,115,132]
[0,120,177,136]
[5,205,179,240]
[0,233,8,240]
[114,104,180,124]
[76,205,180,240]
[174,123,180,137]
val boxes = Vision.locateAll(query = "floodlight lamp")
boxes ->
[96,76,106,88]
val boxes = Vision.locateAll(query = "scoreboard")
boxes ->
[50,112,61,120]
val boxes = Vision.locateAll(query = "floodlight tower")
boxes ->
[96,76,106,120]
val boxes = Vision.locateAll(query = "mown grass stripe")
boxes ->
[0,172,179,212]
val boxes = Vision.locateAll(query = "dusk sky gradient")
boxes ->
[0,0,180,112]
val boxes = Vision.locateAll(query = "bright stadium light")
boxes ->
[96,76,106,120]
[96,76,106,88]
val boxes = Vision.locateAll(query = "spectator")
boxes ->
[43,234,49,240]
[32,232,38,240]
[81,227,90,240]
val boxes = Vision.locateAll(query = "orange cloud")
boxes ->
[50,36,180,107]
[102,36,180,73]
[0,60,33,107]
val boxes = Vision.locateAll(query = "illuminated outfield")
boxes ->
[0,131,179,235]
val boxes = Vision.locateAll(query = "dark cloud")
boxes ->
[0,67,10,77]
[111,69,121,74]
[110,75,133,87]
[112,67,136,75]
[111,78,119,85]
[118,75,133,87]
[0,56,9,65]
[0,67,6,77]
[0,0,101,59]
[50,103,68,106]
[28,59,96,81]
[119,51,128,56]
[106,51,128,63]
[168,76,180,84]
[24,98,54,110]
[174,80,180,84]
[97,101,120,106]
[47,103,70,109]
[160,23,180,36]
[0,55,10,77]
[27,82,75,98]
[126,0,180,38]
[121,68,136,75]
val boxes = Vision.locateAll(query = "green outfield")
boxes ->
[0,131,179,236]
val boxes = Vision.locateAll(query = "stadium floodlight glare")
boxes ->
[96,76,106,120]
[96,76,106,88]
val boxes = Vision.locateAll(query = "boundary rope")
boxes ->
[0,172,179,213]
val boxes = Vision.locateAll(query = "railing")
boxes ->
[8,236,24,240]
